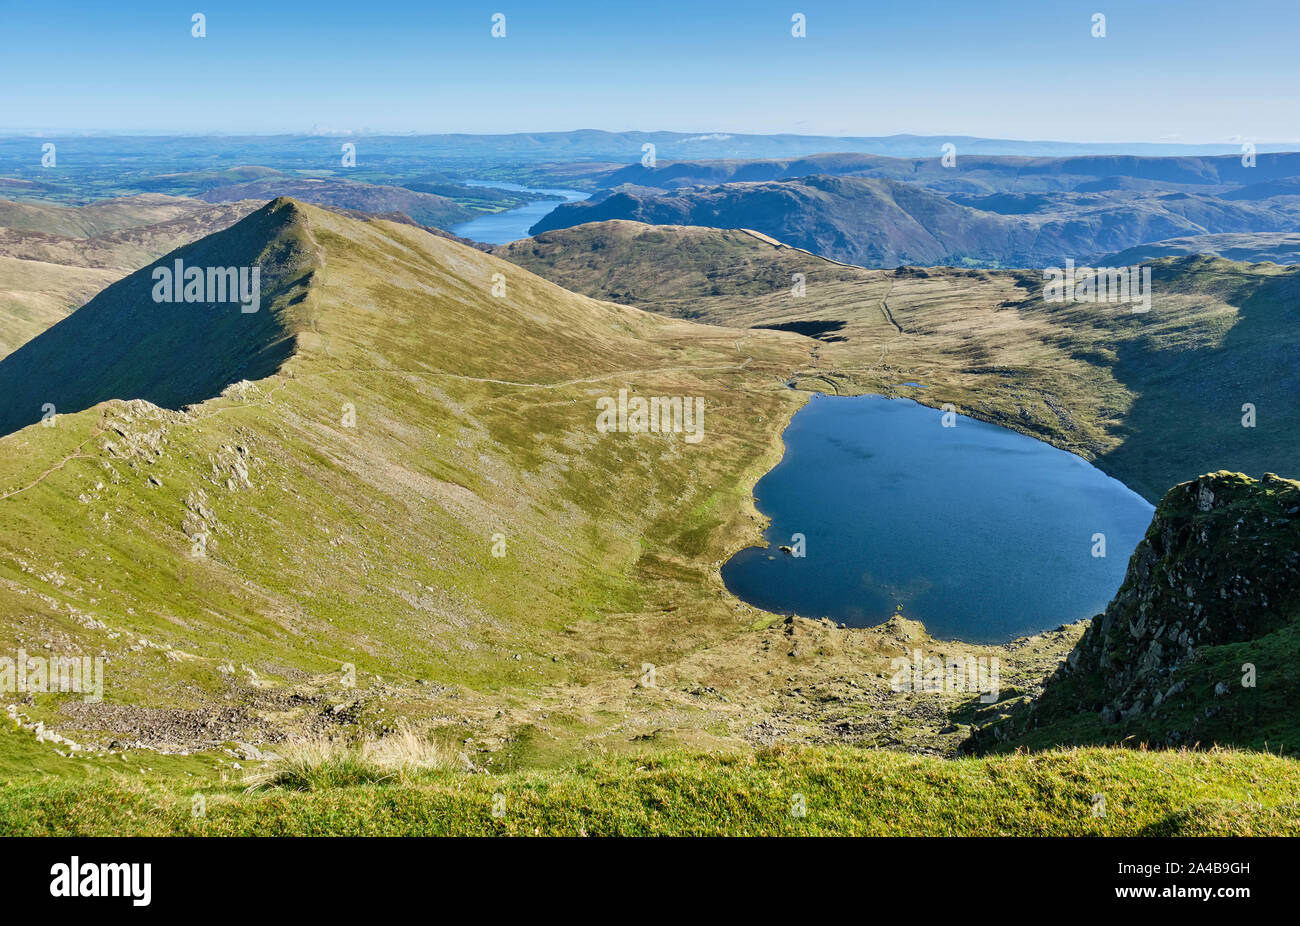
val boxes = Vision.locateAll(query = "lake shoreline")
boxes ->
[720,391,1154,643]
[449,180,589,244]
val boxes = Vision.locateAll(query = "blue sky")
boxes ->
[1,0,1297,143]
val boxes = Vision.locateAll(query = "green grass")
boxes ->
[3,740,1298,836]
[5,201,1298,830]
[0,200,813,759]
[995,629,1300,754]
[502,224,1300,504]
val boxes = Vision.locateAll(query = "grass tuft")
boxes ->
[245,724,450,792]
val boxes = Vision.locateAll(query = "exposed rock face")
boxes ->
[1076,471,1300,720]
[967,471,1300,749]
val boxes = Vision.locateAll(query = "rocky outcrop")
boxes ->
[1076,471,1300,719]
[968,471,1300,750]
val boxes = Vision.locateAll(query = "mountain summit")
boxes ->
[0,198,315,437]
[0,197,808,750]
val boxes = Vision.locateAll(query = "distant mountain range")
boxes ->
[594,151,1300,194]
[6,135,1300,269]
[1,131,1294,172]
[532,174,1300,269]
[532,152,1300,268]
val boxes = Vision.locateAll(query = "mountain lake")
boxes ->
[721,393,1154,643]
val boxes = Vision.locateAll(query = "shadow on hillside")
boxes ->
[0,200,310,438]
[1094,261,1300,501]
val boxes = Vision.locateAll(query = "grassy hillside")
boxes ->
[1100,231,1300,265]
[500,221,1300,502]
[0,255,119,358]
[2,723,1296,835]
[6,198,911,760]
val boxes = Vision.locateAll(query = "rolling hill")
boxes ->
[1099,232,1300,265]
[529,175,1300,269]
[501,220,1300,503]
[0,193,226,238]
[0,200,263,272]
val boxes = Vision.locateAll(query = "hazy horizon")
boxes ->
[3,0,1298,143]
[0,128,1296,150]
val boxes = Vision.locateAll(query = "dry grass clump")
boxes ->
[245,723,450,792]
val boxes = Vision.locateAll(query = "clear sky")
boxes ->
[1,0,1296,143]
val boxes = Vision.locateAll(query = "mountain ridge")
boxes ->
[0,198,315,436]
[597,151,1300,194]
[529,174,1300,268]
[501,220,1300,503]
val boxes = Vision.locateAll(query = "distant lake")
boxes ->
[450,181,588,244]
[721,394,1154,643]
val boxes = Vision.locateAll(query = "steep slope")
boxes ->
[531,176,1300,269]
[0,198,819,755]
[502,222,1300,503]
[968,472,1300,752]
[0,200,314,435]
[0,199,263,357]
